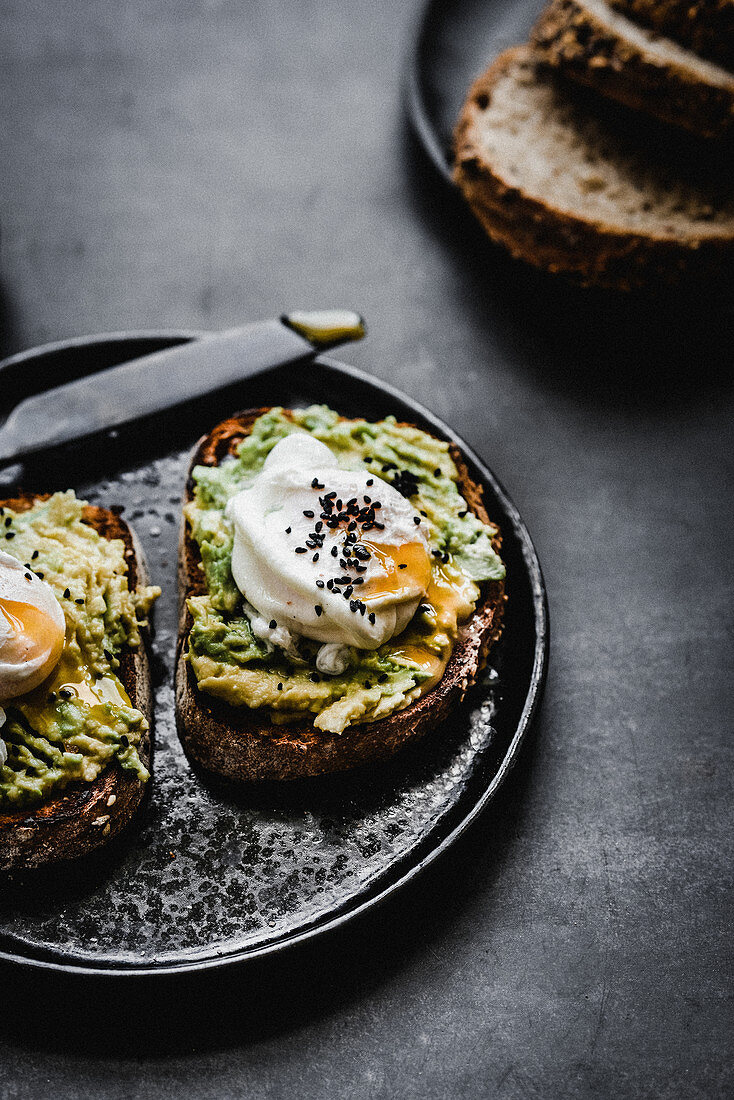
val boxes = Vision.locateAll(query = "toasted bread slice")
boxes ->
[609,0,734,69]
[453,46,734,289]
[532,0,734,138]
[0,498,153,871]
[175,410,506,783]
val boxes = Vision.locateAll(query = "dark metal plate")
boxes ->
[0,332,547,977]
[406,0,536,183]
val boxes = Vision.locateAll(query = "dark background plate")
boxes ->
[0,332,547,977]
[406,0,536,183]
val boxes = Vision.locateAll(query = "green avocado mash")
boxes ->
[185,406,505,734]
[0,492,160,809]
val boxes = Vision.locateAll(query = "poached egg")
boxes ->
[225,434,431,657]
[0,550,65,703]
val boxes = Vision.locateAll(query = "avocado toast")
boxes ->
[176,406,507,782]
[0,492,159,870]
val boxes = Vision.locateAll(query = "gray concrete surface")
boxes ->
[0,1,731,1096]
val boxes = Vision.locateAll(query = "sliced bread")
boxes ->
[609,0,734,69]
[175,410,506,783]
[453,46,734,289]
[532,0,734,137]
[0,498,154,871]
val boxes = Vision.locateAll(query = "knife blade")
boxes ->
[0,310,365,464]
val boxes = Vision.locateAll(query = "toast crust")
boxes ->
[453,46,734,290]
[532,0,734,138]
[609,0,734,69]
[0,498,153,871]
[175,410,506,782]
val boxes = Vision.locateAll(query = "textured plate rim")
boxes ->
[0,330,548,978]
[405,0,459,185]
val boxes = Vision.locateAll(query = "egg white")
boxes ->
[226,434,431,652]
[0,550,66,702]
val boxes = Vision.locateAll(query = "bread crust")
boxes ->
[453,46,734,290]
[609,0,734,69]
[175,410,506,782]
[0,497,153,871]
[532,0,734,138]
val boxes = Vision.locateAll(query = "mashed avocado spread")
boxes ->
[185,407,505,735]
[0,492,160,809]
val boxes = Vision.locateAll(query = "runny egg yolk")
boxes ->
[360,541,432,603]
[31,651,132,713]
[0,597,65,700]
[391,562,480,690]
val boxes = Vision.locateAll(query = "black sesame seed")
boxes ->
[339,559,347,569]
[349,600,358,612]
[378,673,388,683]
[363,495,371,504]
[434,467,441,477]
[36,571,43,578]
[354,546,370,561]
[368,613,376,624]
[374,522,385,530]
[59,688,73,700]
[331,546,338,558]
[324,491,336,500]
[48,692,57,702]
[353,577,364,585]
[316,579,325,589]
[420,511,427,517]
[366,479,374,486]
[413,517,420,525]
[285,526,292,534]
[315,521,323,532]
[312,553,319,562]
[347,521,357,531]
[458,510,468,518]
[399,563,407,569]
[303,510,314,518]
[364,457,372,463]
[277,683,283,691]
[364,681,372,689]
[295,547,307,554]
[31,550,39,559]
[355,564,367,573]
[344,585,353,598]
[120,735,129,748]
[269,620,277,629]
[4,517,11,527]
[63,588,70,599]
[24,572,32,581]
[442,553,450,563]
[309,672,320,683]
[358,603,366,615]
[315,605,323,616]
[75,597,84,604]
[5,532,15,539]
[373,501,382,509]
